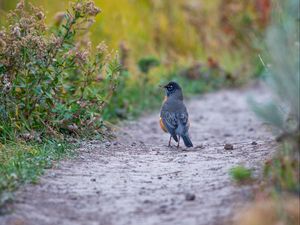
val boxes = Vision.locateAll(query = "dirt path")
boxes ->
[1,85,276,225]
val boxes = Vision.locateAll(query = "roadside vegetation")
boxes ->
[235,0,299,224]
[255,0,299,200]
[229,166,253,184]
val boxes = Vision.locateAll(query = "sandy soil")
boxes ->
[0,85,276,225]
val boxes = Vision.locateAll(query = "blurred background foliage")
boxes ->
[1,0,270,76]
[250,0,299,194]
[237,1,299,224]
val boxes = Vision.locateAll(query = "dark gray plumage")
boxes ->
[160,81,193,148]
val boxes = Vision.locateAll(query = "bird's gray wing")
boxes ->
[178,111,189,127]
[161,111,179,142]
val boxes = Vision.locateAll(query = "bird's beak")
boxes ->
[159,84,167,89]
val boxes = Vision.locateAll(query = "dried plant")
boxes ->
[0,0,120,140]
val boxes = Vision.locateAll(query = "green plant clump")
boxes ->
[138,56,160,74]
[229,165,253,183]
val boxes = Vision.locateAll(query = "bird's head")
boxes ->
[162,81,183,99]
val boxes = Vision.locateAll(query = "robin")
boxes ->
[160,81,193,148]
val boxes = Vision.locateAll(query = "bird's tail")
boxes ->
[182,134,193,147]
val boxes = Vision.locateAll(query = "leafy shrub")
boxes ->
[138,56,160,74]
[0,0,120,140]
[230,165,253,183]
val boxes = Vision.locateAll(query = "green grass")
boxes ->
[230,165,253,183]
[0,139,75,212]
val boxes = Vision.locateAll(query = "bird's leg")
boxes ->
[177,136,180,148]
[168,135,172,147]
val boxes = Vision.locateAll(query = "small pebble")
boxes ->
[70,196,77,200]
[251,141,258,145]
[91,178,96,182]
[185,193,196,201]
[224,143,234,150]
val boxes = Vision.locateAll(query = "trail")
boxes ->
[1,85,276,225]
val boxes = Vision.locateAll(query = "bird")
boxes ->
[160,81,193,148]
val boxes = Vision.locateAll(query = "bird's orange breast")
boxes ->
[159,117,168,132]
[160,96,168,133]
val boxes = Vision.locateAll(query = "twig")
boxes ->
[258,54,269,71]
